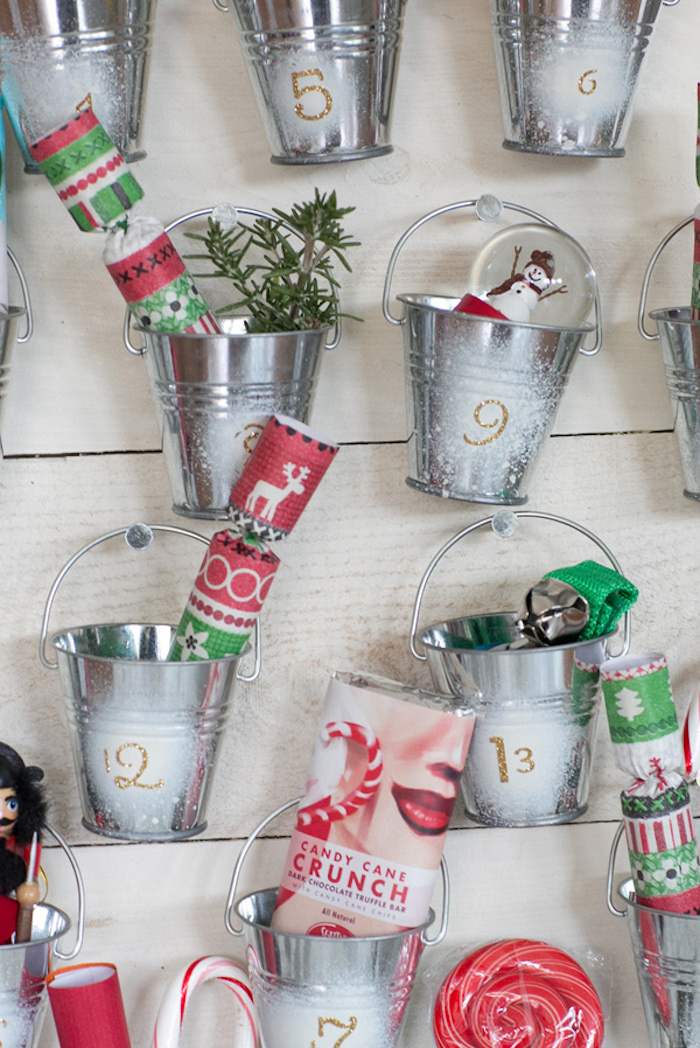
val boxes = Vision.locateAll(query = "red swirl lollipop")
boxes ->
[433,938,604,1048]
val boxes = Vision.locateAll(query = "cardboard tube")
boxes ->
[48,963,132,1048]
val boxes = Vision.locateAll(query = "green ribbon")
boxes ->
[543,560,638,640]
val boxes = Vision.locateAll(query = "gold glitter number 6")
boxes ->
[311,1016,358,1047]
[463,400,508,446]
[292,69,333,121]
[578,69,597,95]
[108,743,165,790]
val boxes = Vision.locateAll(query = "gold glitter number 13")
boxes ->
[311,1016,357,1047]
[489,737,535,782]
[292,69,333,121]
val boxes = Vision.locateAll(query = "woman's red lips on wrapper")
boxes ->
[391,784,456,836]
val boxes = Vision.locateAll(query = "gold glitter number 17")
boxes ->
[292,69,333,121]
[489,737,535,782]
[311,1016,358,1047]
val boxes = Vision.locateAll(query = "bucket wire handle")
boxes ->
[212,0,229,9]
[45,821,86,960]
[124,206,341,355]
[637,214,694,341]
[224,796,450,946]
[606,821,628,918]
[39,522,261,681]
[382,196,602,356]
[7,246,33,343]
[409,510,632,662]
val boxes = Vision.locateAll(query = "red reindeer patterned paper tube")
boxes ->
[103,217,221,334]
[29,107,143,232]
[272,672,475,938]
[48,964,132,1048]
[168,530,279,661]
[228,415,338,541]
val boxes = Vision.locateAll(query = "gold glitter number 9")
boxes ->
[311,1016,358,1047]
[104,743,165,790]
[463,400,508,446]
[578,69,597,95]
[292,69,333,121]
[489,738,536,782]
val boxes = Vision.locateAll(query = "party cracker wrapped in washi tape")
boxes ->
[29,106,144,232]
[103,216,221,335]
[168,530,279,662]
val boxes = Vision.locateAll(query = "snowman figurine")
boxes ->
[486,247,567,322]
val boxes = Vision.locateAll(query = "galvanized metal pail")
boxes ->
[125,207,338,519]
[409,511,631,827]
[607,823,700,1048]
[212,0,406,164]
[487,0,679,158]
[383,197,601,506]
[638,215,700,501]
[224,798,448,1048]
[0,823,84,1048]
[39,523,260,843]
[0,0,157,173]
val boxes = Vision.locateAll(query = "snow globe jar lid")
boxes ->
[466,222,597,330]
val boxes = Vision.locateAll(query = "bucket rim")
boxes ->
[234,886,436,944]
[617,877,700,921]
[649,306,700,325]
[136,317,334,341]
[50,622,250,666]
[419,610,614,655]
[0,902,70,951]
[396,292,595,335]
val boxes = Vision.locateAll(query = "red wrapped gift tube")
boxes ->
[48,964,131,1048]
[228,415,338,541]
[168,530,280,661]
[29,107,143,232]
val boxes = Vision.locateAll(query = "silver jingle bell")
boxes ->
[516,577,589,646]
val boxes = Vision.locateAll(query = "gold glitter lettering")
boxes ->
[113,743,164,790]
[292,70,333,121]
[104,749,111,774]
[311,1016,358,1047]
[0,1017,6,1047]
[515,747,535,774]
[463,400,508,446]
[243,423,264,455]
[489,737,509,783]
[578,70,597,95]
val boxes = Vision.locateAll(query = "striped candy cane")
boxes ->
[153,956,257,1048]
[433,938,604,1048]
[297,721,383,828]
[683,690,700,781]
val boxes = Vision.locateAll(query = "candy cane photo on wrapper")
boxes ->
[152,955,257,1048]
[296,721,383,828]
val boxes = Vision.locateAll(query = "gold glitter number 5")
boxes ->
[292,69,333,121]
[578,69,597,95]
[489,738,535,782]
[311,1016,358,1047]
[104,743,164,790]
[463,400,508,446]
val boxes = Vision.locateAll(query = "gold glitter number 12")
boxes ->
[103,743,164,790]
[292,69,333,121]
[311,1016,358,1047]
[489,737,535,782]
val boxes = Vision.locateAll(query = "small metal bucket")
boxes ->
[39,523,260,843]
[0,0,157,173]
[383,197,601,506]
[125,207,338,519]
[212,0,406,164]
[487,0,679,158]
[607,823,700,1048]
[224,798,448,1048]
[638,215,700,501]
[410,511,631,827]
[0,824,84,1048]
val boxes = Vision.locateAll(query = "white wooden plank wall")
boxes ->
[0,0,697,1045]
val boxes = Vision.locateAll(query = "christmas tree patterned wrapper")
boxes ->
[272,672,475,938]
[622,778,700,914]
[228,415,338,541]
[103,216,221,334]
[168,530,279,661]
[600,653,682,780]
[29,106,144,232]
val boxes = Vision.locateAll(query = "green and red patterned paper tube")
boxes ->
[168,530,279,661]
[228,415,338,541]
[29,107,143,232]
[103,216,221,335]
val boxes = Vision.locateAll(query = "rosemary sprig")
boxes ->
[186,189,361,334]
